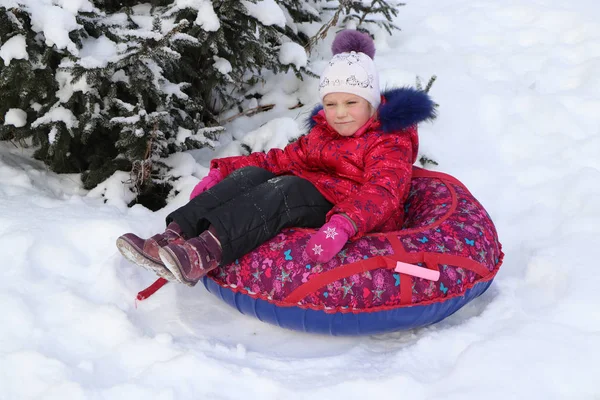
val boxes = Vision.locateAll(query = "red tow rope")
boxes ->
[136,278,168,301]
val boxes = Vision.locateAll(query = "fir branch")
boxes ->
[220,101,303,124]
[419,155,439,167]
[220,104,276,124]
[303,0,350,54]
[425,75,437,93]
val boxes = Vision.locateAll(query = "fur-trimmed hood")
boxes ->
[307,87,436,133]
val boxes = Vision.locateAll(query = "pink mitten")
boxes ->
[189,169,223,200]
[306,214,356,263]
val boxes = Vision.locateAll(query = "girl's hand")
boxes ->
[306,214,356,263]
[189,169,222,200]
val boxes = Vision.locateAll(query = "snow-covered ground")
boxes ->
[2,0,600,398]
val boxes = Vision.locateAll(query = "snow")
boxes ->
[31,106,79,129]
[279,41,308,68]
[143,58,189,100]
[55,70,91,102]
[194,0,220,32]
[111,69,130,84]
[110,115,141,125]
[78,35,119,69]
[4,108,27,127]
[16,0,83,55]
[168,0,220,32]
[175,127,221,150]
[242,0,286,28]
[87,170,137,210]
[52,0,94,14]
[239,117,302,153]
[0,34,28,66]
[170,32,200,45]
[48,126,58,144]
[1,0,600,399]
[213,55,232,75]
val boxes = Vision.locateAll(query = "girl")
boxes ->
[116,30,436,287]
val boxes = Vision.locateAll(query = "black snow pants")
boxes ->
[166,166,333,265]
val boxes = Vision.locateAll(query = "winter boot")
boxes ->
[116,222,185,281]
[158,229,222,287]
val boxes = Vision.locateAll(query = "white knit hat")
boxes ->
[318,31,380,109]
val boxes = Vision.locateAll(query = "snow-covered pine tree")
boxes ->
[58,13,212,208]
[1,0,404,209]
[0,6,98,174]
[90,0,171,13]
[274,1,321,45]
[341,0,404,35]
[162,0,322,113]
[44,0,327,207]
[0,7,60,147]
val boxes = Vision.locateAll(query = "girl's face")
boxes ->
[323,93,375,137]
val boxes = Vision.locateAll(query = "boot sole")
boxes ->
[116,237,175,281]
[158,247,198,287]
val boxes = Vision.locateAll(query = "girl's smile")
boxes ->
[323,93,375,136]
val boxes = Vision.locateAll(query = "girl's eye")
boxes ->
[347,101,356,105]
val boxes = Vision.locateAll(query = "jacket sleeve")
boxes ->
[327,130,415,239]
[210,134,310,177]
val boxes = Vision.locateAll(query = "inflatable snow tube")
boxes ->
[202,167,503,335]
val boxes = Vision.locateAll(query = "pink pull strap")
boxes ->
[394,261,440,281]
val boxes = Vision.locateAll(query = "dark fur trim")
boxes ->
[377,87,437,132]
[306,87,436,132]
[305,104,324,131]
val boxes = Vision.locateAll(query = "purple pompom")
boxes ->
[331,30,376,59]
